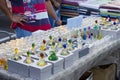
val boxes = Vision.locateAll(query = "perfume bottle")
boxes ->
[24,51,33,64]
[40,40,47,51]
[51,42,57,52]
[97,26,102,40]
[57,37,62,48]
[31,43,36,55]
[77,29,83,48]
[48,51,58,61]
[91,33,94,40]
[49,35,53,46]
[83,28,87,40]
[101,18,108,29]
[94,20,99,38]
[37,53,47,66]
[67,39,73,51]
[61,44,69,56]
[13,48,20,60]
[87,27,91,39]
[111,22,117,30]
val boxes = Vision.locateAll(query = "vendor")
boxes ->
[0,0,62,38]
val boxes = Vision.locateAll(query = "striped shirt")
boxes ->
[10,0,51,32]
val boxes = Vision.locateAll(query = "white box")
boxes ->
[29,60,52,80]
[71,47,89,59]
[46,57,64,74]
[71,48,81,61]
[8,56,34,77]
[57,52,74,69]
[102,28,120,40]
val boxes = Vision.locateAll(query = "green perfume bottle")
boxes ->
[67,39,73,51]
[49,35,53,46]
[31,43,36,55]
[48,51,58,61]
[24,51,33,64]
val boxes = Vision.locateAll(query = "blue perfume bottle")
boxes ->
[61,44,69,55]
[83,28,87,40]
[57,37,62,48]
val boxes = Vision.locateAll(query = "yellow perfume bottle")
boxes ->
[31,43,36,55]
[24,51,33,64]
[37,53,46,66]
[13,48,20,60]
[67,39,73,51]
[97,26,102,40]
[40,40,46,51]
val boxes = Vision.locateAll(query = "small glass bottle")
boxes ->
[24,51,33,64]
[37,53,47,66]
[57,37,62,48]
[83,28,87,40]
[94,20,99,39]
[97,26,102,40]
[67,39,73,51]
[13,48,20,61]
[61,44,69,55]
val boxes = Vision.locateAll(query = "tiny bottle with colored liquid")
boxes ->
[24,51,33,64]
[87,27,91,39]
[77,29,83,48]
[115,18,119,25]
[49,35,53,46]
[101,17,106,26]
[67,39,73,51]
[79,29,83,38]
[51,42,57,52]
[91,33,94,41]
[61,44,69,55]
[101,18,108,29]
[31,43,36,55]
[94,20,99,39]
[111,22,117,30]
[108,18,112,26]
[13,48,21,60]
[57,37,62,48]
[83,28,87,40]
[48,51,58,61]
[97,26,102,40]
[40,40,47,51]
[37,53,47,66]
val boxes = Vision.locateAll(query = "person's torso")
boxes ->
[10,0,51,32]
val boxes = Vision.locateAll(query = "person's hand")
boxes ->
[11,14,27,25]
[56,19,62,26]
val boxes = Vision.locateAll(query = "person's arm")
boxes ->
[50,0,61,9]
[0,0,26,25]
[0,0,13,20]
[46,0,62,26]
